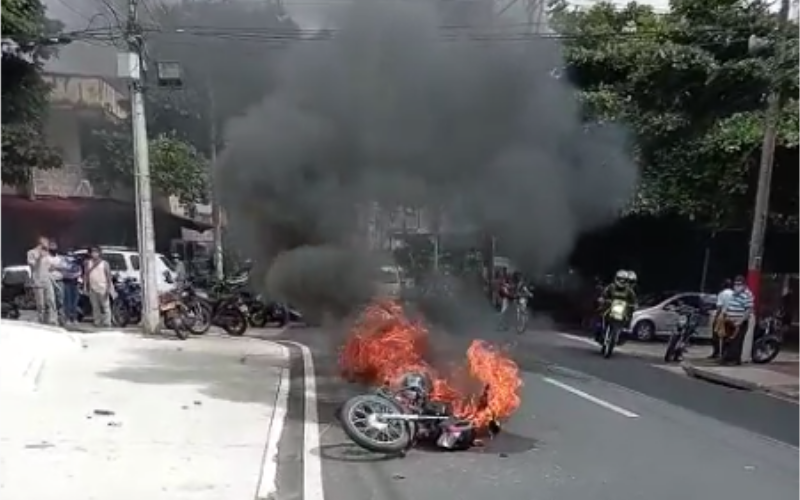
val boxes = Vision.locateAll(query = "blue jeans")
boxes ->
[62,279,80,322]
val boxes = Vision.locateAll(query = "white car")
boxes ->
[630,292,718,341]
[73,246,177,294]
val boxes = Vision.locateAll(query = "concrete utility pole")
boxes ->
[122,0,160,334]
[207,82,225,281]
[746,0,791,305]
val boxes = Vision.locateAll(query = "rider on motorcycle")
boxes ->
[595,270,637,343]
[498,271,532,330]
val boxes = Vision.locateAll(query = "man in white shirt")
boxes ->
[26,236,57,325]
[710,279,733,359]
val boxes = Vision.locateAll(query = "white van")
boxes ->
[73,246,177,294]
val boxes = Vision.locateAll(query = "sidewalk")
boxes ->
[682,359,799,401]
[0,328,290,500]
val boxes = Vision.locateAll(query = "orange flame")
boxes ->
[339,299,523,432]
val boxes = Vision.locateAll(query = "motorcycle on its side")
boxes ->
[599,299,628,358]
[664,306,699,363]
[338,372,493,455]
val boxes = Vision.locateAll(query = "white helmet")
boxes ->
[614,270,628,286]
[627,270,638,285]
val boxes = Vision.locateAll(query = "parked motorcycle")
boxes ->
[751,315,784,364]
[110,275,142,327]
[180,283,213,335]
[190,277,249,336]
[664,306,700,363]
[1,300,21,319]
[158,290,191,340]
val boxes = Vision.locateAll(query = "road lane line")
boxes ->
[284,340,326,500]
[543,376,640,418]
[558,332,600,347]
[256,366,290,500]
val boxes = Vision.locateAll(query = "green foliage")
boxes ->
[82,121,209,207]
[551,0,799,229]
[1,0,63,187]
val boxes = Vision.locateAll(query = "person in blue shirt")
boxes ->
[60,251,84,326]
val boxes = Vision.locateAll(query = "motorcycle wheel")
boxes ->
[340,394,412,454]
[221,309,248,336]
[515,308,528,334]
[187,301,212,335]
[174,326,189,340]
[752,337,781,364]
[664,333,681,363]
[111,300,131,328]
[601,326,617,358]
[249,307,269,328]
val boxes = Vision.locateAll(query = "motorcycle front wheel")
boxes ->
[601,325,617,358]
[220,308,248,336]
[515,307,528,334]
[752,337,781,364]
[187,301,212,335]
[340,394,412,454]
[111,300,130,328]
[664,333,681,363]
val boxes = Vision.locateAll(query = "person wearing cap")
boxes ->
[719,275,754,365]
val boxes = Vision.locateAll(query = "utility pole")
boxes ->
[122,0,160,334]
[746,0,791,305]
[207,81,225,280]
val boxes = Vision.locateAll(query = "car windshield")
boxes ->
[639,292,675,308]
[376,268,400,284]
[159,255,176,272]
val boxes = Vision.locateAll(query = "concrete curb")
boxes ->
[681,361,799,401]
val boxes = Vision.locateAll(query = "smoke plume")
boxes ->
[217,0,638,318]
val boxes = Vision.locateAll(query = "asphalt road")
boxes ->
[268,326,799,500]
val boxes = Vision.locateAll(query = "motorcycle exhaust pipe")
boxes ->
[376,414,450,422]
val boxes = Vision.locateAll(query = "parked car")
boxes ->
[72,246,177,294]
[630,291,717,341]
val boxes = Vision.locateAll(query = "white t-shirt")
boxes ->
[86,260,111,295]
[716,288,734,312]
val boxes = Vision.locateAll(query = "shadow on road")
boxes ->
[99,341,289,406]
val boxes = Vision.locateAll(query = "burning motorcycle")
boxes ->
[339,372,497,454]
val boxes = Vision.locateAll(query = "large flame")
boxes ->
[339,299,522,432]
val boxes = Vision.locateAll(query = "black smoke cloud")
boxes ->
[217,0,638,318]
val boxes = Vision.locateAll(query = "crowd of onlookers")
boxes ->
[25,235,115,327]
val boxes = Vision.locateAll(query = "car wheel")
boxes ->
[633,320,656,342]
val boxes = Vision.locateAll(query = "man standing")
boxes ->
[61,251,83,326]
[27,236,57,325]
[710,279,734,360]
[83,246,115,327]
[48,240,66,326]
[720,275,754,366]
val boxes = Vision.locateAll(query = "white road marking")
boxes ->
[284,340,326,500]
[558,332,601,347]
[256,366,290,500]
[543,376,640,418]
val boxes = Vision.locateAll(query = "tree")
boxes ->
[550,0,799,230]
[81,120,209,207]
[2,0,63,187]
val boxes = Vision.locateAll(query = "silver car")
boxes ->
[630,292,717,341]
